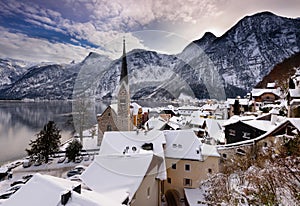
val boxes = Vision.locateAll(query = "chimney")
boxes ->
[61,190,71,205]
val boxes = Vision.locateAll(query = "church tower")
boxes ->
[117,38,131,131]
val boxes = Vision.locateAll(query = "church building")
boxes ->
[97,38,132,145]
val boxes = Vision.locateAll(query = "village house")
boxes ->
[162,130,220,204]
[251,82,281,107]
[81,130,167,206]
[226,97,251,117]
[223,114,279,144]
[218,118,300,170]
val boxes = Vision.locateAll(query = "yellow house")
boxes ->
[162,130,220,203]
[81,130,167,206]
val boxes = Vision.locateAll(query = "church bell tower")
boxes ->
[117,38,131,131]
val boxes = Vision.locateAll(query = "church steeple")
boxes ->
[117,37,131,131]
[120,37,128,84]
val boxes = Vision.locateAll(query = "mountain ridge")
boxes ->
[0,11,299,100]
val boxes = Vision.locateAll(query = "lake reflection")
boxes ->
[0,101,108,165]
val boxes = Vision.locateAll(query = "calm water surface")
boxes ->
[0,101,108,165]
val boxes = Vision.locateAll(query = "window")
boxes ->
[208,168,212,174]
[263,142,268,147]
[236,148,246,156]
[229,129,236,136]
[167,177,171,184]
[242,132,251,139]
[178,144,183,149]
[184,178,192,187]
[108,112,111,116]
[185,164,191,171]
[107,125,112,131]
[222,153,227,159]
[147,187,150,199]
[171,163,176,170]
[172,144,177,148]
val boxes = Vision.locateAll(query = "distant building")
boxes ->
[251,82,281,106]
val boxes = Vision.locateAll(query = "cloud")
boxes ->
[0,27,91,63]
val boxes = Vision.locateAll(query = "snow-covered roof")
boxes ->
[201,104,219,111]
[267,82,276,88]
[226,98,249,106]
[163,130,220,160]
[110,104,118,114]
[205,119,225,143]
[81,153,154,203]
[223,115,255,126]
[98,130,167,180]
[130,102,141,115]
[242,120,276,132]
[184,188,207,206]
[251,88,281,97]
[0,166,8,173]
[288,118,300,132]
[178,105,201,111]
[289,88,300,98]
[190,111,206,126]
[2,173,122,206]
[201,143,220,157]
[145,117,167,130]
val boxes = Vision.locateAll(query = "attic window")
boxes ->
[171,163,176,170]
[178,144,183,149]
[108,112,111,116]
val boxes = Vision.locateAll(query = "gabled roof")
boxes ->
[81,153,154,203]
[98,130,167,180]
[2,173,121,206]
[163,130,220,160]
[251,88,281,97]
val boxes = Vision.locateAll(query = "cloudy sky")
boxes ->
[0,0,299,63]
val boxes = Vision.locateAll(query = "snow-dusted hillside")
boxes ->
[0,12,299,100]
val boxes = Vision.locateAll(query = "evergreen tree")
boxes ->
[26,121,61,163]
[65,139,83,162]
[233,99,241,115]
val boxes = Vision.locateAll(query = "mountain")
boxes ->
[255,52,300,88]
[0,12,299,100]
[179,11,300,97]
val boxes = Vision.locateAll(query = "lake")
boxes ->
[0,101,108,165]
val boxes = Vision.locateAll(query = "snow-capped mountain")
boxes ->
[0,12,299,100]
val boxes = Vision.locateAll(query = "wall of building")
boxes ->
[163,157,219,199]
[225,122,266,144]
[97,107,119,145]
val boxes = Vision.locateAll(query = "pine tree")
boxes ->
[65,139,83,162]
[26,121,61,163]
